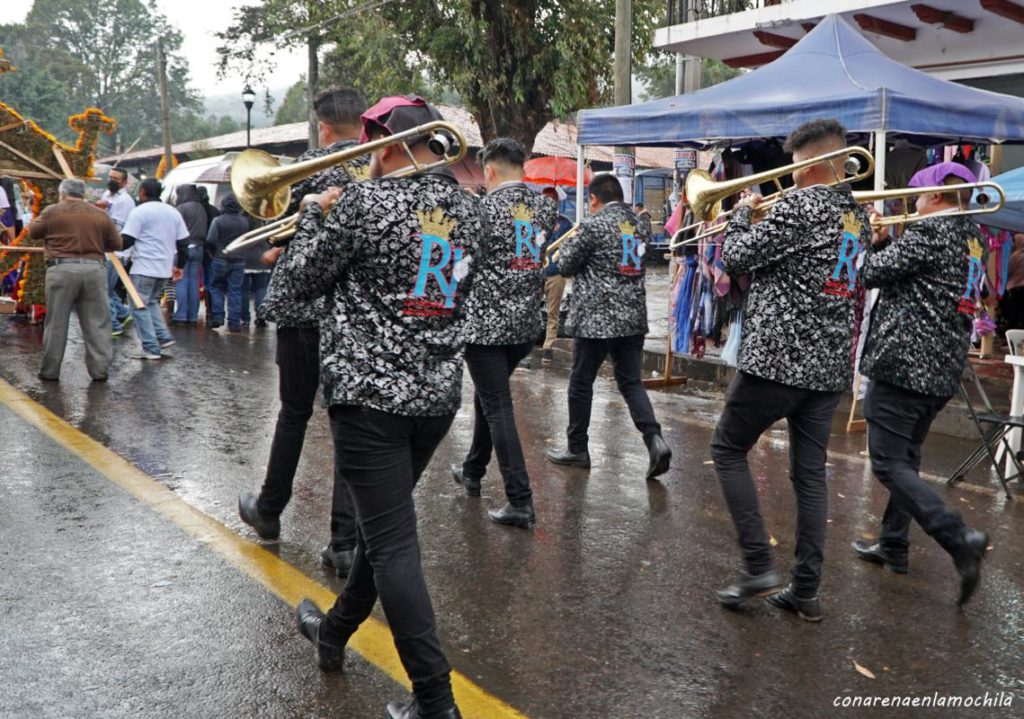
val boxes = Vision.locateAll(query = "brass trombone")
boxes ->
[668,146,876,249]
[224,121,467,254]
[542,223,581,269]
[852,182,1005,227]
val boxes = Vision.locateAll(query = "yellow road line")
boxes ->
[0,378,527,719]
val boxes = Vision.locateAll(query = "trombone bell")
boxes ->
[232,149,293,221]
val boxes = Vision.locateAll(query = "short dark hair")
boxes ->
[633,202,644,209]
[478,137,526,168]
[139,178,162,200]
[588,173,623,205]
[941,175,973,207]
[314,88,367,129]
[783,119,847,154]
[109,167,127,180]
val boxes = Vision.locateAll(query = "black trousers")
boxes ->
[710,371,840,595]
[321,405,455,714]
[257,327,356,550]
[462,341,535,506]
[865,380,966,555]
[566,334,661,453]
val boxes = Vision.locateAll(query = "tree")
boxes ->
[379,0,665,154]
[0,0,202,155]
[274,80,308,125]
[636,55,743,101]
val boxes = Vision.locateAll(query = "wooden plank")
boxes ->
[106,252,144,309]
[0,120,28,134]
[0,139,63,179]
[52,146,75,179]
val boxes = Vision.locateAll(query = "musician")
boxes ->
[449,137,556,529]
[711,119,871,621]
[238,88,365,580]
[546,173,673,481]
[853,162,990,606]
[278,96,482,719]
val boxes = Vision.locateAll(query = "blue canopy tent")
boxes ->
[572,13,1024,216]
[975,167,1024,234]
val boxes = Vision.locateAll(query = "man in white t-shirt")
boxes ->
[120,178,188,359]
[96,167,137,334]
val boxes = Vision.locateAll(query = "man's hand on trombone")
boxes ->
[300,186,344,212]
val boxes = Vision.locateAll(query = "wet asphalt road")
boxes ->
[1,315,1023,719]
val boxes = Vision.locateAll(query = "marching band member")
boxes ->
[711,119,871,622]
[546,173,673,481]
[450,137,556,529]
[238,88,365,579]
[853,162,990,606]
[277,95,483,719]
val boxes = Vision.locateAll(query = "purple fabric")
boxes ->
[908,162,976,189]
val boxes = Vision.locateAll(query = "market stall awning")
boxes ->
[578,14,1024,148]
[977,166,1024,234]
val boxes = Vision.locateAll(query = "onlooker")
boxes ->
[240,244,272,330]
[121,179,188,360]
[205,194,250,330]
[541,186,574,363]
[171,184,208,324]
[29,178,122,382]
[0,177,14,243]
[197,185,220,322]
[633,201,653,239]
[96,167,136,336]
[999,233,1024,333]
[20,190,35,227]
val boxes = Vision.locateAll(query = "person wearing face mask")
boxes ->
[95,167,136,336]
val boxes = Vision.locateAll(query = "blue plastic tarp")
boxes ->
[578,14,1024,148]
[976,166,1024,234]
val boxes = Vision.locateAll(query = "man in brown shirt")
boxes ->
[29,178,122,382]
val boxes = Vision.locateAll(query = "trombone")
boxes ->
[668,146,875,249]
[852,182,1005,227]
[224,121,467,255]
[542,223,581,268]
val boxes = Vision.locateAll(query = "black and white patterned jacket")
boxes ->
[860,213,985,398]
[272,171,485,416]
[259,140,371,329]
[558,202,649,339]
[464,182,557,345]
[723,186,871,393]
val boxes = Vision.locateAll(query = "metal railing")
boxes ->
[665,1,784,26]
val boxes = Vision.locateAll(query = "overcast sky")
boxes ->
[8,0,307,97]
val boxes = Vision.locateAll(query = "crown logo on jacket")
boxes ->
[841,211,861,236]
[619,220,637,237]
[968,236,984,260]
[346,162,371,182]
[510,203,534,224]
[418,207,457,239]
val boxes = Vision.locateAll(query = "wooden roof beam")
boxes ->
[912,4,976,32]
[853,13,918,41]
[722,50,786,68]
[980,0,1024,25]
[753,30,798,49]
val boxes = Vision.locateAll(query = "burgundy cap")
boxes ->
[359,95,444,144]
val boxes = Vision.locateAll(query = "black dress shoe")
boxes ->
[295,598,345,671]
[238,491,281,540]
[449,463,481,497]
[766,583,823,622]
[320,545,354,577]
[37,373,59,382]
[546,447,591,468]
[852,539,908,574]
[954,528,989,607]
[487,502,535,529]
[385,699,461,719]
[715,569,782,607]
[645,434,672,481]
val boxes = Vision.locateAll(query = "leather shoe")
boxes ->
[645,434,672,481]
[487,501,535,529]
[320,545,354,577]
[295,598,345,672]
[546,447,591,468]
[449,463,481,497]
[766,583,823,622]
[852,539,908,574]
[385,699,461,719]
[954,528,989,607]
[238,491,280,540]
[715,568,782,608]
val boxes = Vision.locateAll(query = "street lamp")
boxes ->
[242,84,256,148]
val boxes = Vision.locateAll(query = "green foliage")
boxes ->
[274,80,308,125]
[636,54,744,102]
[0,0,202,156]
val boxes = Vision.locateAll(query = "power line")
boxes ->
[278,0,398,43]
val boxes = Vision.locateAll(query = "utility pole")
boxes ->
[157,38,174,179]
[613,0,634,205]
[307,37,320,150]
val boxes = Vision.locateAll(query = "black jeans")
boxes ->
[257,327,356,550]
[566,334,661,453]
[710,371,841,596]
[864,380,966,555]
[321,405,455,715]
[462,341,535,506]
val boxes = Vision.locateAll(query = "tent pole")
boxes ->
[575,146,585,223]
[872,130,886,213]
